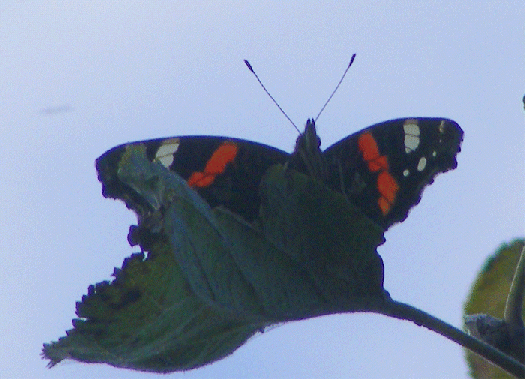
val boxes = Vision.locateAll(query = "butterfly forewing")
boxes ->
[324,118,463,229]
[99,136,290,222]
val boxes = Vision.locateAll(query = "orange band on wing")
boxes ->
[188,142,239,188]
[358,132,399,215]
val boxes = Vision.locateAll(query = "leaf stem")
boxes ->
[376,298,525,378]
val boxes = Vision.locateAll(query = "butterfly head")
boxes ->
[290,119,327,181]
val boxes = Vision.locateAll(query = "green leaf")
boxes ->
[463,239,525,379]
[43,143,387,372]
[258,164,387,309]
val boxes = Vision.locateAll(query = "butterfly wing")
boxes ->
[97,136,290,222]
[323,118,463,229]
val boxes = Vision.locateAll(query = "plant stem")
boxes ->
[376,298,525,378]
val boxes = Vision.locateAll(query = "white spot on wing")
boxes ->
[417,156,427,171]
[403,119,420,153]
[403,169,410,177]
[155,138,180,168]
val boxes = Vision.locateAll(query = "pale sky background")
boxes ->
[1,2,524,378]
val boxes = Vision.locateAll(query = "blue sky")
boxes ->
[1,2,524,378]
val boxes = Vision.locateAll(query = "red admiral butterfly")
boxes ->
[43,116,462,372]
[98,117,463,231]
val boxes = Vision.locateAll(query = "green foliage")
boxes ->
[464,239,525,379]
[43,143,387,372]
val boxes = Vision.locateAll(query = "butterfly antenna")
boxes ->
[244,60,300,133]
[314,53,356,122]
